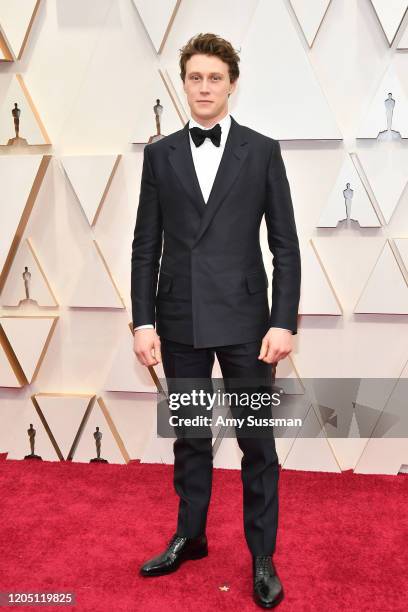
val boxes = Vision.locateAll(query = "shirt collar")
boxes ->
[188,113,231,148]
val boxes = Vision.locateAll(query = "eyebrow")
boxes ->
[188,72,223,76]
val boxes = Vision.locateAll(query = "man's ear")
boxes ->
[230,78,238,95]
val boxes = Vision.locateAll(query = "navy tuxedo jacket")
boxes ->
[131,114,301,349]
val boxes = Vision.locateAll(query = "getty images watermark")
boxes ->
[156,377,302,439]
[156,377,408,439]
[166,387,298,429]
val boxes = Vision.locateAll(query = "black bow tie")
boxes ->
[189,123,221,147]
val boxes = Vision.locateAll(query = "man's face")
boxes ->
[183,53,237,123]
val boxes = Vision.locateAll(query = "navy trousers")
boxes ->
[160,336,280,556]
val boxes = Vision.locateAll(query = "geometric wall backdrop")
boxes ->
[289,0,332,48]
[309,236,391,323]
[272,377,342,473]
[277,387,342,472]
[0,340,21,387]
[100,394,157,463]
[397,19,408,48]
[352,357,408,475]
[32,392,96,461]
[69,396,126,464]
[0,30,10,61]
[1,237,58,307]
[357,63,408,139]
[274,355,304,389]
[131,0,180,54]
[354,438,408,475]
[0,73,50,144]
[0,315,58,384]
[159,65,188,120]
[6,396,60,460]
[104,325,165,393]
[282,430,341,473]
[0,155,51,293]
[0,20,10,61]
[318,373,408,474]
[395,237,408,274]
[369,0,408,46]
[68,240,125,309]
[231,0,342,140]
[1,0,408,474]
[354,239,408,314]
[166,0,342,140]
[130,69,183,144]
[0,0,41,60]
[298,239,342,315]
[356,145,408,224]
[60,155,122,227]
[140,425,174,465]
[317,153,380,227]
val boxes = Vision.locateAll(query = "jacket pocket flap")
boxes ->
[246,271,268,294]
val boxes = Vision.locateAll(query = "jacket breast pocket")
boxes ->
[157,270,173,297]
[246,270,268,294]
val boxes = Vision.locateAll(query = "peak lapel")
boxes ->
[168,123,206,216]
[192,115,249,247]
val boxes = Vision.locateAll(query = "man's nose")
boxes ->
[200,79,211,92]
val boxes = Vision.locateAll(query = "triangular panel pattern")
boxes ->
[60,155,121,227]
[0,316,58,383]
[370,0,408,45]
[35,393,95,460]
[298,239,343,315]
[1,237,58,307]
[355,148,408,224]
[357,64,408,139]
[0,0,41,59]
[290,0,332,47]
[104,325,165,392]
[68,240,125,308]
[0,74,50,144]
[230,0,342,139]
[317,154,380,227]
[132,0,179,53]
[354,240,408,313]
[0,155,51,293]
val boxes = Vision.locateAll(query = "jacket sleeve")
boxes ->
[264,139,301,335]
[131,144,163,328]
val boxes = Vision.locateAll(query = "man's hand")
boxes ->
[133,328,162,366]
[258,327,292,364]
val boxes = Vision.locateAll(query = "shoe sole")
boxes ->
[139,548,208,577]
[253,588,284,608]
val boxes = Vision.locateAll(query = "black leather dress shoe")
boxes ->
[252,555,284,608]
[139,533,208,577]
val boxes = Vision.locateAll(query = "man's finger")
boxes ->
[142,348,156,366]
[153,340,162,364]
[258,337,268,359]
[264,344,277,363]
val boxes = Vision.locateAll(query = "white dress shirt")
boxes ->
[134,113,289,334]
[188,112,231,203]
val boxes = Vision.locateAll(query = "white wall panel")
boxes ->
[0,0,407,473]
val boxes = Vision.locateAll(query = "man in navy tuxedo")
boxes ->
[131,33,301,608]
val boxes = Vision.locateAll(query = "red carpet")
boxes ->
[0,457,406,611]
